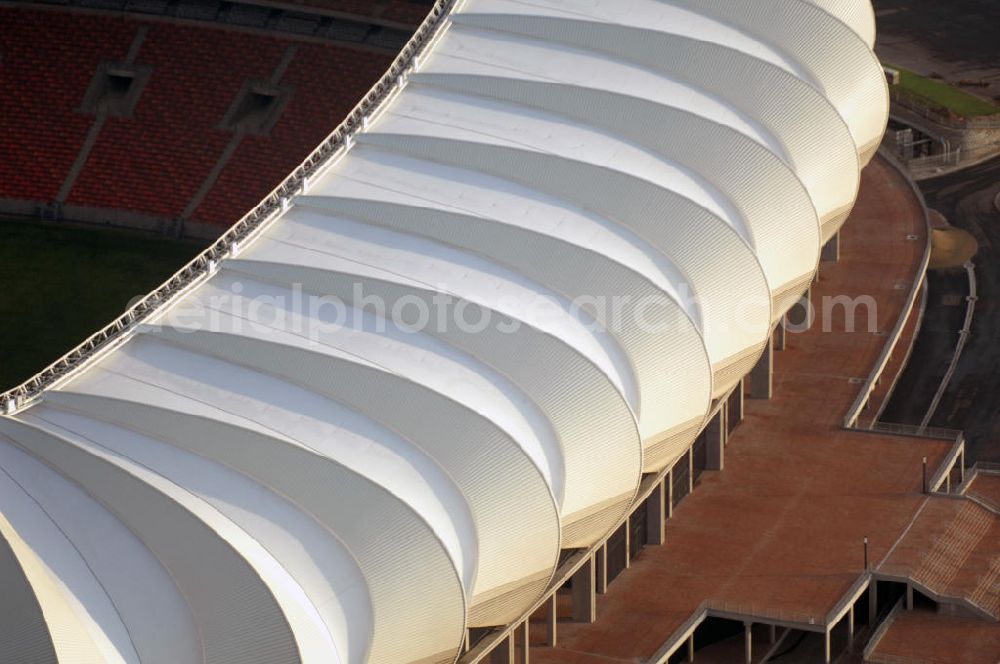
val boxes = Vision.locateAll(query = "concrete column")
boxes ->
[706,409,725,471]
[615,520,631,572]
[546,594,557,646]
[775,318,787,351]
[750,336,774,400]
[848,604,855,647]
[490,634,515,664]
[521,621,530,664]
[869,582,878,624]
[596,544,608,594]
[646,479,666,545]
[667,467,675,519]
[906,584,914,610]
[687,634,695,662]
[744,622,753,664]
[786,287,813,331]
[824,629,831,663]
[687,446,694,494]
[728,381,744,432]
[572,556,596,623]
[822,232,840,262]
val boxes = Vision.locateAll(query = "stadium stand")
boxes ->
[67,22,287,219]
[0,10,135,203]
[274,0,433,23]
[381,0,434,23]
[0,4,398,237]
[190,40,392,224]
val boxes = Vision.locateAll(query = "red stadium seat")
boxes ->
[0,6,395,232]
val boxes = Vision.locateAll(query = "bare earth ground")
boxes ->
[874,0,1000,98]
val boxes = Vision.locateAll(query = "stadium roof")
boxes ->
[0,0,888,662]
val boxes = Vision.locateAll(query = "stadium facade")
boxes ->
[0,0,889,662]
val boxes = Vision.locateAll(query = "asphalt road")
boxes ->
[879,269,966,427]
[884,155,1000,463]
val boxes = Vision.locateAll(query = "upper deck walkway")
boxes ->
[966,469,1000,510]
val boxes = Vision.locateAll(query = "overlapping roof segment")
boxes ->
[0,1,888,662]
[803,0,877,47]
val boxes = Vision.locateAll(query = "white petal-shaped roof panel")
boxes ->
[0,438,191,664]
[23,404,366,664]
[354,132,771,394]
[799,0,877,47]
[431,20,860,240]
[65,337,478,593]
[223,258,643,546]
[0,418,302,664]
[141,324,561,627]
[41,390,467,664]
[459,0,887,163]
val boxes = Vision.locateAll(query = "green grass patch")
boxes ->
[0,218,206,390]
[890,64,1000,118]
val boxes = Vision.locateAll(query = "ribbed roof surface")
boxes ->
[0,1,887,661]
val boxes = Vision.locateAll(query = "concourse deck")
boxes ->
[527,157,958,662]
[966,471,1000,509]
[868,607,1000,664]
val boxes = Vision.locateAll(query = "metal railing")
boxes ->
[862,597,905,663]
[866,653,935,664]
[649,576,869,663]
[646,603,709,664]
[906,141,1000,178]
[843,147,933,429]
[0,0,459,415]
[920,261,976,430]
[875,567,997,622]
[824,573,870,626]
[649,600,822,664]
[928,437,966,493]
[705,598,823,627]
[954,462,1000,495]
[870,276,928,426]
[965,492,1000,516]
[865,421,963,442]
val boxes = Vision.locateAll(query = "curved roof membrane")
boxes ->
[0,0,888,661]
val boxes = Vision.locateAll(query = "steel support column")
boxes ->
[646,479,666,545]
[547,594,557,646]
[572,555,596,623]
[822,232,840,262]
[751,336,774,399]
[706,408,725,471]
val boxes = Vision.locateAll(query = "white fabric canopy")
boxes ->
[0,1,887,661]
